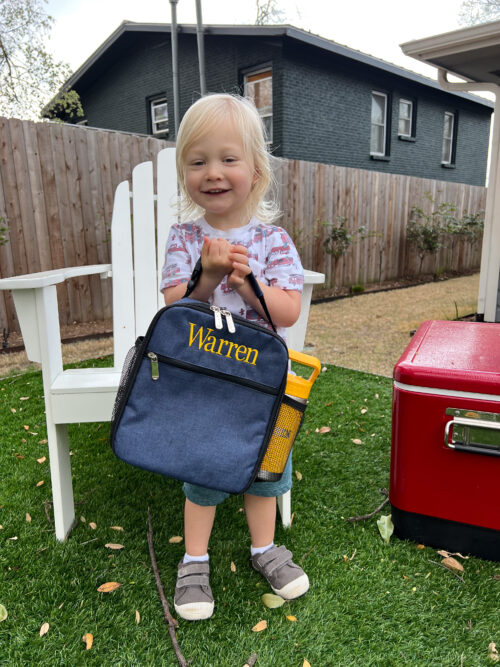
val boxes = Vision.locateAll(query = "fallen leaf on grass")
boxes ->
[262,593,285,609]
[351,438,363,445]
[104,543,124,550]
[230,561,236,573]
[37,457,46,464]
[97,582,121,593]
[10,408,16,413]
[38,439,48,445]
[315,426,331,434]
[0,604,7,622]
[493,575,500,581]
[110,526,124,531]
[135,610,140,624]
[82,633,93,650]
[286,615,297,622]
[441,557,464,573]
[36,481,44,487]
[39,622,49,637]
[437,549,469,560]
[488,642,499,663]
[23,425,29,431]
[295,471,303,481]
[251,620,267,632]
[169,535,183,544]
[360,408,368,414]
[303,660,311,667]
[89,522,97,530]
[377,515,394,545]
[15,454,24,459]
[20,397,30,401]
[26,514,31,523]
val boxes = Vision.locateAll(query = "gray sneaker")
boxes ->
[251,545,309,600]
[174,560,214,621]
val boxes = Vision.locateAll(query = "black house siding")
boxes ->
[72,30,491,187]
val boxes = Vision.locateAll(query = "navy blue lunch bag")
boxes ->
[110,270,289,494]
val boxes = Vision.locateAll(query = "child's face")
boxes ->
[183,120,258,229]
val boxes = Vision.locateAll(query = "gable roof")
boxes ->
[65,21,493,108]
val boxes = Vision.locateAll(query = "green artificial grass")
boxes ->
[0,358,499,666]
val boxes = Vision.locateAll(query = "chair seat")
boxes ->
[51,368,121,424]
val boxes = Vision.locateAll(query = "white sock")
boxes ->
[250,541,274,556]
[183,552,209,563]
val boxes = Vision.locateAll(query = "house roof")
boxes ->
[400,19,500,85]
[65,21,494,108]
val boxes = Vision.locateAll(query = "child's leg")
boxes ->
[184,498,216,556]
[244,493,276,548]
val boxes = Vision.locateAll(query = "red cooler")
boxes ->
[390,320,500,561]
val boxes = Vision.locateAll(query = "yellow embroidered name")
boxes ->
[187,322,259,365]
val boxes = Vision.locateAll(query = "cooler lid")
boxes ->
[394,320,500,395]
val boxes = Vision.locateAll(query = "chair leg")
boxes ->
[277,490,291,528]
[47,422,76,541]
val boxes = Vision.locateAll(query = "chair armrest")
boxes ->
[0,264,112,291]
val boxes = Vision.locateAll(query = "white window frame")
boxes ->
[398,98,413,138]
[370,91,388,156]
[244,68,273,144]
[150,97,168,135]
[442,111,455,165]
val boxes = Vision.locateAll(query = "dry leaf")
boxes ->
[89,522,97,530]
[417,544,425,550]
[135,610,140,624]
[230,561,236,572]
[493,575,500,581]
[295,471,303,481]
[8,536,18,541]
[262,593,285,608]
[10,408,16,413]
[0,604,7,622]
[20,397,30,401]
[441,557,464,573]
[80,516,86,523]
[351,438,363,445]
[26,513,32,523]
[303,660,311,667]
[437,549,469,559]
[251,620,267,632]
[16,454,24,459]
[39,622,49,637]
[488,642,499,663]
[360,408,368,414]
[97,582,121,593]
[110,526,124,531]
[23,425,29,430]
[316,426,331,434]
[104,543,124,550]
[36,480,44,487]
[286,615,297,622]
[38,439,48,444]
[82,633,93,650]
[37,457,46,464]
[168,535,183,544]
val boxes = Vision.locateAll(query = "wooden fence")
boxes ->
[0,118,487,333]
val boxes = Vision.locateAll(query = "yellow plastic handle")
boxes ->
[288,349,322,385]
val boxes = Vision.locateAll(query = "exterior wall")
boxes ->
[73,31,491,186]
[280,40,491,186]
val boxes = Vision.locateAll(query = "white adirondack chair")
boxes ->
[0,147,324,541]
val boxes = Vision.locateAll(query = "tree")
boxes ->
[458,0,500,25]
[0,0,82,120]
[255,0,287,24]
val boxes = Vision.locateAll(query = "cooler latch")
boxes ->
[444,408,500,457]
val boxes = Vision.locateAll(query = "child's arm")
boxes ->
[163,237,248,306]
[228,254,301,328]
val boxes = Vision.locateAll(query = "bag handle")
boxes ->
[184,257,278,333]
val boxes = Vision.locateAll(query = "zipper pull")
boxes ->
[148,352,159,380]
[210,305,223,330]
[222,309,236,334]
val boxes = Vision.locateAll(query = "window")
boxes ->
[442,111,455,164]
[398,99,413,137]
[371,92,388,156]
[150,97,168,135]
[244,69,273,143]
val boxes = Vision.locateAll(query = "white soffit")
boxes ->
[400,20,500,84]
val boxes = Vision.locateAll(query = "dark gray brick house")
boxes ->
[56,22,493,186]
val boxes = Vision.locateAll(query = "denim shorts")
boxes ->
[183,453,293,506]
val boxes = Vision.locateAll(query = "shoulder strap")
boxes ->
[184,257,277,333]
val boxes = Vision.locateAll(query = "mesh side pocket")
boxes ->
[111,342,142,424]
[257,395,306,482]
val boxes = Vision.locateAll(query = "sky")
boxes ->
[45,0,470,82]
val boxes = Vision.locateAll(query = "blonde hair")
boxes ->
[175,93,280,224]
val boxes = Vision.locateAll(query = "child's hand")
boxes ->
[201,236,234,281]
[227,245,251,289]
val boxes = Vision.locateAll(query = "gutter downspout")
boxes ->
[169,0,180,137]
[195,0,206,95]
[438,69,500,322]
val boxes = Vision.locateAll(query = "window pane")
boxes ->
[442,137,452,163]
[443,113,453,140]
[398,117,411,136]
[371,125,384,154]
[151,98,168,134]
[371,95,385,125]
[245,70,273,143]
[399,101,411,120]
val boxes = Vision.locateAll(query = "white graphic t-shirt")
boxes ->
[160,217,304,339]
